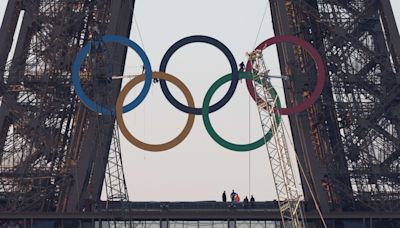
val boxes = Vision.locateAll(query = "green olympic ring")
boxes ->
[202,72,282,152]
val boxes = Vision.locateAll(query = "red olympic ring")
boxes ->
[246,35,326,115]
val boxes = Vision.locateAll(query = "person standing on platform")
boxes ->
[230,190,236,202]
[222,191,227,202]
[250,195,255,207]
[234,193,240,203]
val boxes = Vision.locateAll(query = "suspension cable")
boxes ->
[125,0,146,51]
[248,87,252,197]
[253,3,269,49]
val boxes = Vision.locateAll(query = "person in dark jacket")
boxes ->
[250,195,255,207]
[222,191,227,202]
[239,62,245,72]
[230,190,236,202]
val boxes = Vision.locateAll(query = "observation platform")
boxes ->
[0,202,399,227]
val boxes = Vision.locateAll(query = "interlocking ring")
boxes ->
[116,72,195,152]
[159,35,239,115]
[73,35,326,152]
[72,35,152,115]
[202,72,281,152]
[246,35,326,115]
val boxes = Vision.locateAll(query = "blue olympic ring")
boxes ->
[72,35,152,115]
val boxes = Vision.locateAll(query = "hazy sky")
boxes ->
[0,1,399,202]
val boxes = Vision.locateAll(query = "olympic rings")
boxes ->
[72,35,152,115]
[202,72,282,152]
[116,72,195,152]
[73,34,326,152]
[159,35,239,115]
[246,35,326,115]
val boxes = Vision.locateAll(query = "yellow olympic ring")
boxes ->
[116,72,195,152]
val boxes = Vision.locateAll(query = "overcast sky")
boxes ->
[0,1,399,202]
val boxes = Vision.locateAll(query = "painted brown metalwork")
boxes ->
[0,0,134,212]
[269,0,400,212]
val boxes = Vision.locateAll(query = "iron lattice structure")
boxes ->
[269,0,400,212]
[250,50,305,228]
[105,125,129,207]
[0,0,133,212]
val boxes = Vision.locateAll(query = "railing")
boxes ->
[100,201,280,211]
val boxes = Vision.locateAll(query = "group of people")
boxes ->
[222,190,255,203]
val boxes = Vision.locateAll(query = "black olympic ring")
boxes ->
[159,35,239,115]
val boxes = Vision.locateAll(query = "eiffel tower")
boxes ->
[0,0,133,212]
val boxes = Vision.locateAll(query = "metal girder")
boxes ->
[269,0,400,212]
[0,0,135,212]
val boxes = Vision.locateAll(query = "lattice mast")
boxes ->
[104,125,132,228]
[105,125,130,205]
[249,50,305,228]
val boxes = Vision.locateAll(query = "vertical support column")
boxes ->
[379,0,400,72]
[66,0,135,212]
[228,220,236,228]
[0,1,36,132]
[0,0,22,75]
[161,220,169,228]
[269,0,331,213]
[89,0,135,204]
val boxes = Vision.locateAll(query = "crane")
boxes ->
[248,49,305,228]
